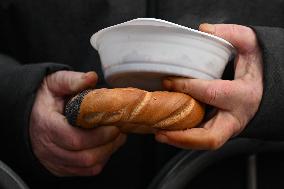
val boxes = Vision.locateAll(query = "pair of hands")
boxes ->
[29,24,263,176]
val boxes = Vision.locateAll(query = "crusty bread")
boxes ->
[65,88,205,133]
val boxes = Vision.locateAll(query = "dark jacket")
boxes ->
[0,0,283,189]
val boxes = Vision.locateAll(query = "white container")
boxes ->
[91,18,235,91]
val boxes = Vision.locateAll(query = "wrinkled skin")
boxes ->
[30,71,127,176]
[30,23,263,177]
[156,24,263,150]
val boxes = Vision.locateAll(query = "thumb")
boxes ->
[199,23,258,53]
[46,70,98,96]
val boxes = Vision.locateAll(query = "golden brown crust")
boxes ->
[74,88,205,133]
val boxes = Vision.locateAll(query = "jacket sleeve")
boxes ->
[0,54,70,183]
[240,26,284,140]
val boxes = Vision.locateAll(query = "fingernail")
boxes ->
[81,72,97,86]
[156,133,168,143]
[81,72,93,79]
[200,23,215,34]
[163,79,172,90]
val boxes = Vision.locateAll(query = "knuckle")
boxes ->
[67,136,83,150]
[45,162,76,177]
[230,25,237,37]
[226,24,236,43]
[69,78,76,92]
[222,82,234,96]
[107,126,121,140]
[80,153,96,167]
[231,24,253,37]
[180,81,189,92]
[172,80,190,92]
[205,86,218,104]
[205,81,233,104]
[207,135,223,150]
[240,26,258,49]
[241,25,255,36]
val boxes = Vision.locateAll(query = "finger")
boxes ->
[199,23,258,53]
[155,111,239,150]
[43,160,105,177]
[49,112,121,150]
[163,77,242,110]
[43,133,126,168]
[199,23,263,82]
[46,71,98,96]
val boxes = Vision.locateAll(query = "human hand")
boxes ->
[29,70,126,176]
[155,24,263,150]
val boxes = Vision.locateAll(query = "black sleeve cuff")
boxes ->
[0,55,71,184]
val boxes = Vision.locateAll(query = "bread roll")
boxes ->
[65,88,205,133]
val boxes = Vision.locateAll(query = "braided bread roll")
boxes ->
[65,88,205,134]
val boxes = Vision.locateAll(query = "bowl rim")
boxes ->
[90,18,236,54]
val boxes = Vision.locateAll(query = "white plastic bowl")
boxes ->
[91,18,235,90]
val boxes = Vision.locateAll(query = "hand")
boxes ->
[29,70,126,176]
[155,24,263,150]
